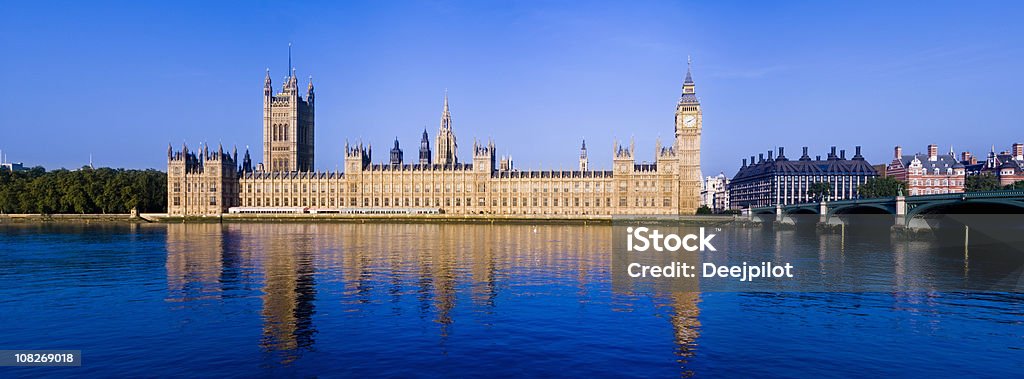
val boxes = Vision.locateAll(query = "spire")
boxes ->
[264,68,272,88]
[684,55,694,85]
[288,42,292,78]
[442,89,450,127]
[581,139,586,150]
[439,90,453,133]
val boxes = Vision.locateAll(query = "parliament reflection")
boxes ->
[166,223,318,365]
[165,223,704,369]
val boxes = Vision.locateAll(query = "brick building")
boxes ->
[886,144,965,195]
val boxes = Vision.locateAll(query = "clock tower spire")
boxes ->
[675,56,702,214]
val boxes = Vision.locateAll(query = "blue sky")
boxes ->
[1,1,1021,176]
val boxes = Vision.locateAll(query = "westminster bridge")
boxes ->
[749,190,1024,231]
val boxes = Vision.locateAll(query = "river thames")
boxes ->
[1,222,1021,377]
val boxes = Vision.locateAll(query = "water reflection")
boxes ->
[166,224,319,365]
[165,223,693,370]
[160,220,1020,375]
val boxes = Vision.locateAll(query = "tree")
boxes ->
[808,182,832,202]
[857,176,908,198]
[0,166,167,214]
[696,205,713,214]
[965,173,1000,192]
[1005,180,1024,190]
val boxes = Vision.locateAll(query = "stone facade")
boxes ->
[701,173,729,212]
[167,60,703,217]
[166,143,241,216]
[263,68,315,172]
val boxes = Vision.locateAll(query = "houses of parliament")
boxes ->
[166,58,704,218]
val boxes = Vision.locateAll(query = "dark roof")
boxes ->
[732,149,876,182]
[899,153,960,172]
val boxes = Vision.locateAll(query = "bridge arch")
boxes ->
[825,203,895,224]
[784,207,819,215]
[905,198,1024,221]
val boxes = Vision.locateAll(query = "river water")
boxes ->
[0,222,1021,377]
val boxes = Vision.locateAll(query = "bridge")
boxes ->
[749,190,1024,229]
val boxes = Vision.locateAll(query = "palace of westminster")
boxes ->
[167,59,704,217]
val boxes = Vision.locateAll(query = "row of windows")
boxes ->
[238,180,681,195]
[909,188,961,195]
[909,167,961,176]
[171,196,220,206]
[910,179,961,186]
[171,182,218,193]
[241,195,675,209]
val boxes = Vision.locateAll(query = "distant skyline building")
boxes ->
[166,52,704,217]
[0,149,25,172]
[729,146,877,209]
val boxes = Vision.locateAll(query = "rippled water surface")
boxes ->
[0,223,1021,377]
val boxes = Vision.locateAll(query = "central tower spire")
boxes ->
[436,90,458,166]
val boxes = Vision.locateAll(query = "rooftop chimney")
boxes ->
[1013,143,1023,161]
[767,150,773,161]
[830,146,837,159]
[778,147,785,159]
[759,153,764,163]
[750,156,755,165]
[927,144,938,161]
[961,151,973,164]
[854,146,863,159]
[742,158,747,167]
[895,145,902,159]
[840,149,846,160]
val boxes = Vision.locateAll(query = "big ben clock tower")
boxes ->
[675,57,702,214]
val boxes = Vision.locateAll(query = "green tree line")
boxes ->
[964,174,1024,192]
[0,166,166,214]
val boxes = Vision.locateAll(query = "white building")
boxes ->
[701,173,729,212]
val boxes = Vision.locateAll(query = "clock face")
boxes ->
[683,115,696,127]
